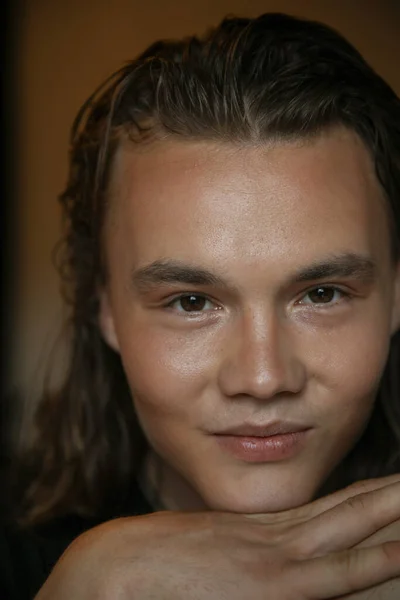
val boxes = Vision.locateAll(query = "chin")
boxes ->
[200,478,317,514]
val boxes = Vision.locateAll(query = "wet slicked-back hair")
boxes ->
[16,13,400,524]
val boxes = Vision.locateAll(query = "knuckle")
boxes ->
[346,480,371,495]
[335,550,361,590]
[381,540,400,563]
[282,528,315,561]
[343,494,367,512]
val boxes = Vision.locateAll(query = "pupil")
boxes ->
[181,295,206,311]
[310,287,334,303]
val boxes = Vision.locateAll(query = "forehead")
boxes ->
[106,128,391,276]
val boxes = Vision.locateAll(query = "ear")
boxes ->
[98,288,120,352]
[390,261,400,334]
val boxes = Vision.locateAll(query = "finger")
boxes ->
[293,541,400,599]
[295,481,400,557]
[355,518,400,549]
[303,473,400,520]
[248,474,400,526]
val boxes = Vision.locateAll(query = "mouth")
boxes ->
[215,421,311,437]
[213,422,312,463]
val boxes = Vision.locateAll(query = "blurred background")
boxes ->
[2,0,400,442]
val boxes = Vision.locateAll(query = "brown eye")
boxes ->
[166,294,219,314]
[307,287,336,304]
[178,295,208,312]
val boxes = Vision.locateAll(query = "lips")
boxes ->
[213,423,312,463]
[215,421,311,438]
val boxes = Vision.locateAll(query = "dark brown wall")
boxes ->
[11,0,400,399]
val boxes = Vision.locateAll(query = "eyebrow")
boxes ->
[131,253,376,293]
[132,260,226,292]
[292,253,376,284]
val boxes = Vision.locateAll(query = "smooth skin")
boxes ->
[37,128,400,597]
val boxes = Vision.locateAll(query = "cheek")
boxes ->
[305,289,392,390]
[308,313,391,437]
[116,323,219,426]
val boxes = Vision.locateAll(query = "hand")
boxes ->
[36,474,400,600]
[338,517,400,600]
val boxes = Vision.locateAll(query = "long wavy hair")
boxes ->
[14,12,400,525]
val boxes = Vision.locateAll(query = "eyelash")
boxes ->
[297,286,351,307]
[165,294,220,314]
[164,286,352,315]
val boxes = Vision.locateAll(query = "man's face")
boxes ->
[100,128,400,513]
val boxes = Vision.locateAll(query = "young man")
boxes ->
[2,12,400,600]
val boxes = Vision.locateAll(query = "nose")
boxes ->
[218,309,306,400]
